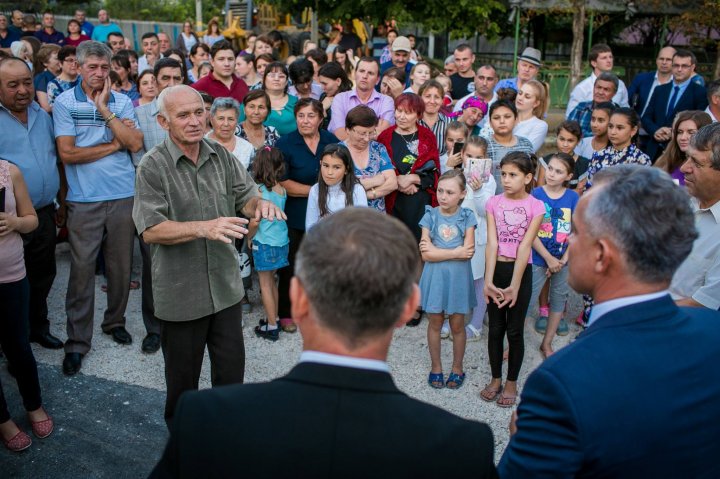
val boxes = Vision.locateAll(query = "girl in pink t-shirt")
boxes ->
[481,152,544,408]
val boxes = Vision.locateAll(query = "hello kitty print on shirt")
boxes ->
[486,194,545,264]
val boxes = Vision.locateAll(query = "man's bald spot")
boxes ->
[157,84,204,117]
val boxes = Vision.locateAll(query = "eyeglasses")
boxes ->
[350,129,376,139]
[64,58,78,64]
[673,63,693,70]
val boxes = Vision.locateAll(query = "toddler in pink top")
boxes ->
[481,152,544,408]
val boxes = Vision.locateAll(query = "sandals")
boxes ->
[480,384,502,402]
[446,372,466,390]
[428,372,445,389]
[279,318,297,333]
[497,391,517,408]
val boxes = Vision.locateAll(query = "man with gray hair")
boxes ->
[150,208,496,477]
[567,71,619,137]
[133,85,284,425]
[499,165,720,478]
[53,41,144,375]
[669,122,720,309]
[704,79,720,122]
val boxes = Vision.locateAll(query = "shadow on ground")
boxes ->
[0,362,167,478]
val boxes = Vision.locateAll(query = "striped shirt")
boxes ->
[420,113,449,156]
[53,84,138,202]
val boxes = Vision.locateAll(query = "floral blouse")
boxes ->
[341,140,394,212]
[235,123,280,148]
[587,143,651,188]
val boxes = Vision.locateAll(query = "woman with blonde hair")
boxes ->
[513,79,549,152]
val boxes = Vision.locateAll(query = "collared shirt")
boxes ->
[670,199,720,309]
[0,28,21,48]
[419,113,450,156]
[565,72,629,117]
[276,129,339,230]
[328,88,395,133]
[705,106,719,123]
[34,28,65,45]
[53,84,138,202]
[137,54,163,76]
[588,291,670,327]
[191,73,249,104]
[132,99,167,166]
[132,137,260,322]
[0,101,59,208]
[567,100,595,138]
[299,351,390,373]
[666,78,692,114]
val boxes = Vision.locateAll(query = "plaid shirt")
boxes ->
[567,100,594,138]
[133,99,167,166]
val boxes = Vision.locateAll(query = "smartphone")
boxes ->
[0,187,5,214]
[452,141,464,155]
[467,158,492,181]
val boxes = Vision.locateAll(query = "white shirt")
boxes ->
[588,291,670,327]
[575,136,598,160]
[300,351,390,372]
[705,106,719,123]
[305,182,368,230]
[205,133,255,169]
[513,116,548,153]
[138,54,163,75]
[669,198,720,309]
[565,72,629,117]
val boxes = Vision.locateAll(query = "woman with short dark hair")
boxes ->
[341,105,397,211]
[236,89,280,149]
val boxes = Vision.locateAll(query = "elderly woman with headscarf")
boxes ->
[449,95,488,137]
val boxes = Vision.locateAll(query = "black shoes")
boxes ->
[62,353,83,376]
[141,333,161,354]
[30,332,64,349]
[106,326,132,345]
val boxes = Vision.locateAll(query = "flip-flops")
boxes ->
[497,391,517,408]
[480,384,502,402]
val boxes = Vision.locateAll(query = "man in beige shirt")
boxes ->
[132,85,285,424]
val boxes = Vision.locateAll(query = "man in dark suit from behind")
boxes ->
[499,165,720,478]
[642,49,708,161]
[150,208,497,479]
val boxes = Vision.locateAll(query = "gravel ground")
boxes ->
[30,240,583,463]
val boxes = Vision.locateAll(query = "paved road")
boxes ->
[1,241,582,476]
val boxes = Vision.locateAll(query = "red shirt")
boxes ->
[191,73,248,103]
[64,34,90,47]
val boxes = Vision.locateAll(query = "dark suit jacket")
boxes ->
[499,295,720,479]
[642,81,708,160]
[151,362,497,478]
[627,71,656,115]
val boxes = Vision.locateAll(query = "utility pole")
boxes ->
[196,0,203,33]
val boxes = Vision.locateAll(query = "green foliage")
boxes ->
[100,0,225,22]
[265,0,505,39]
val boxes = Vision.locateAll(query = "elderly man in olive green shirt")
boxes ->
[132,85,285,424]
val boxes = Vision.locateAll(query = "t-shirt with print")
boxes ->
[450,74,475,100]
[530,186,579,267]
[486,193,545,263]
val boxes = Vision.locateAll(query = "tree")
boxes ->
[267,0,506,40]
[570,0,586,89]
[672,0,720,79]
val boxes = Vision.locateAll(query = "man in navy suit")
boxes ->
[628,46,675,148]
[499,165,720,479]
[150,208,497,478]
[642,49,708,161]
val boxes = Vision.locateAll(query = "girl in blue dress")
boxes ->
[419,170,477,390]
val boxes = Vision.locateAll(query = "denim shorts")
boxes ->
[252,242,289,272]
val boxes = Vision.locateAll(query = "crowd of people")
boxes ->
[1,9,720,477]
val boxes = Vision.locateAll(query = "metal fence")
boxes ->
[53,15,184,52]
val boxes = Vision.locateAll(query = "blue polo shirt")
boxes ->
[53,84,137,202]
[0,101,60,208]
[276,129,339,230]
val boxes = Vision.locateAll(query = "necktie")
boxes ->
[666,85,680,120]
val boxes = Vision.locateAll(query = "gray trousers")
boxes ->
[65,198,135,355]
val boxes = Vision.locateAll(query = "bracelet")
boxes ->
[104,113,117,125]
